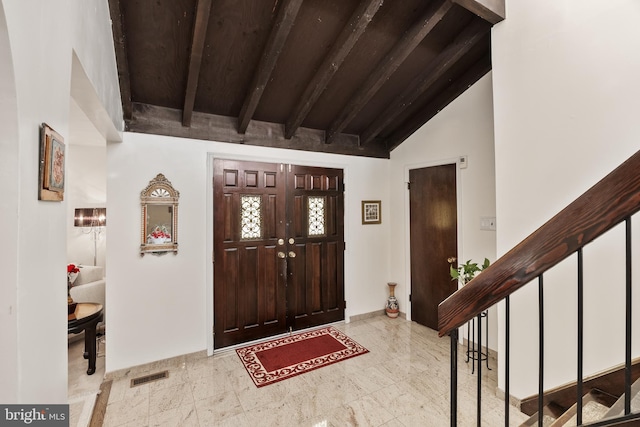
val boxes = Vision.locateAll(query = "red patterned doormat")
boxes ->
[235,326,369,387]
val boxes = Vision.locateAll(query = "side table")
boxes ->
[68,302,103,375]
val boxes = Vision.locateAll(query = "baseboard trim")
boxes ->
[350,310,406,322]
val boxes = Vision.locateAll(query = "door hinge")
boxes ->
[212,326,215,336]
[407,182,411,190]
[212,251,215,263]
[409,294,412,302]
[344,300,346,309]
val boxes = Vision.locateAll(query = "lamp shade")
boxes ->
[74,208,106,227]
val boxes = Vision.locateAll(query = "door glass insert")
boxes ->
[241,195,262,240]
[308,196,326,237]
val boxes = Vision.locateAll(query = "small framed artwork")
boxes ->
[38,123,65,201]
[361,200,381,224]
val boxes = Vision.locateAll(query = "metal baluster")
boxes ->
[625,217,632,415]
[451,329,458,427]
[505,296,510,427]
[538,274,544,427]
[477,312,482,427]
[577,249,584,425]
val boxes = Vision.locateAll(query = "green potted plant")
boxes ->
[449,257,490,286]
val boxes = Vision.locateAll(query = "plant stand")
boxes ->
[466,310,491,374]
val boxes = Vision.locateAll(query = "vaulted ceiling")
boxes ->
[109,0,504,158]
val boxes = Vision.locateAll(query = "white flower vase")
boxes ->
[385,282,399,318]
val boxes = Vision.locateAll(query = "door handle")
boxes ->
[277,252,286,259]
[288,251,296,258]
[448,256,457,263]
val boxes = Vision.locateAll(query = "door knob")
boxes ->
[288,251,296,258]
[277,252,286,259]
[288,238,295,244]
[277,238,285,246]
[448,256,457,263]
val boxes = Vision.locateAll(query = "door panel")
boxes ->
[214,160,287,348]
[410,164,458,330]
[214,160,344,348]
[286,165,344,330]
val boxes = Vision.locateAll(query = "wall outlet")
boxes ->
[480,216,496,231]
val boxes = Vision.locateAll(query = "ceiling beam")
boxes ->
[384,53,492,152]
[237,0,304,134]
[108,0,132,121]
[182,0,213,127]
[359,21,490,146]
[452,0,505,25]
[284,0,384,139]
[324,0,453,145]
[128,103,389,158]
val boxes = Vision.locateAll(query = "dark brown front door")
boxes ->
[286,165,345,330]
[213,160,344,348]
[409,164,458,330]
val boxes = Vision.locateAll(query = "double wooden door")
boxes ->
[213,159,344,348]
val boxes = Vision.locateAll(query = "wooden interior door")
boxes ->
[213,160,344,348]
[213,160,287,348]
[286,165,345,330]
[409,164,458,330]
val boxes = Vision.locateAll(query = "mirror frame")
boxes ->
[140,173,179,255]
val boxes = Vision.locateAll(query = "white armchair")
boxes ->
[69,266,106,324]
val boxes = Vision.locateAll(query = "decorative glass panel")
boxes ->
[241,195,262,240]
[308,196,326,237]
[151,188,171,198]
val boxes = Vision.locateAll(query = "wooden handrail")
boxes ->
[438,149,640,336]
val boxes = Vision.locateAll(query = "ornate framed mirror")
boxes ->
[140,173,179,255]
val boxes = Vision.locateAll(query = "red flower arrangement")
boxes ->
[67,263,80,286]
[148,225,171,243]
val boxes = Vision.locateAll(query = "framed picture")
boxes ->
[39,123,65,201]
[361,200,381,224]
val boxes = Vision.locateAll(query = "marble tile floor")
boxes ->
[68,332,107,427]
[73,316,530,426]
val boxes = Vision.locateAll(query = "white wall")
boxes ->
[389,73,499,349]
[106,133,391,372]
[0,0,121,403]
[0,1,20,404]
[492,0,640,399]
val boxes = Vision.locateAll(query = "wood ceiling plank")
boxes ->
[452,0,505,24]
[324,0,453,145]
[359,20,490,146]
[385,54,491,152]
[237,0,304,134]
[182,0,213,127]
[108,0,132,120]
[128,103,388,158]
[283,0,384,139]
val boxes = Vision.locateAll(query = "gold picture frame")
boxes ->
[361,200,381,224]
[38,123,65,201]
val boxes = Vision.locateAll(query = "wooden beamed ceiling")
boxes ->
[109,0,503,158]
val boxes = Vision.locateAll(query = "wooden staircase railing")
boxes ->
[438,149,640,426]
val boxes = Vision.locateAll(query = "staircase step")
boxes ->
[519,402,564,427]
[548,389,615,426]
[602,375,640,419]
